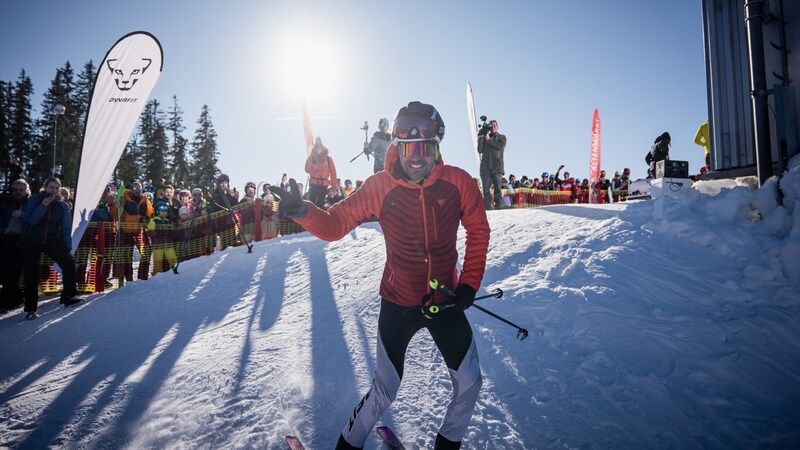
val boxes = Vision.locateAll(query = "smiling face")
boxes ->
[45,181,61,198]
[399,153,436,180]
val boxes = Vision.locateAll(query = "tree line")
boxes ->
[0,60,221,193]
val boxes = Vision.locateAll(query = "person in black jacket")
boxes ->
[211,174,239,250]
[0,179,30,313]
[20,177,81,319]
[478,120,507,210]
[646,132,671,177]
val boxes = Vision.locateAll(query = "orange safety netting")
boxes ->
[32,190,630,293]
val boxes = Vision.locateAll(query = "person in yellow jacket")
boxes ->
[147,202,178,275]
[694,120,710,168]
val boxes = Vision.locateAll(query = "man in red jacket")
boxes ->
[280,101,490,449]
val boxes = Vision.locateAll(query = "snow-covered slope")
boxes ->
[2,163,799,449]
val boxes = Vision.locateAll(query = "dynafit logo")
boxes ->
[106,58,152,91]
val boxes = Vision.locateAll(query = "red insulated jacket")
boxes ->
[294,144,490,307]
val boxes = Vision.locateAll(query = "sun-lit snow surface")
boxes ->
[2,158,799,449]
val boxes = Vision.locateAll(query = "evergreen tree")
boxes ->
[138,99,168,185]
[34,62,79,187]
[117,135,141,185]
[189,104,219,188]
[0,80,10,180]
[167,95,190,187]
[74,60,96,133]
[9,70,36,186]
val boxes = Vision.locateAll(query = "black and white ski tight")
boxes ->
[340,299,482,447]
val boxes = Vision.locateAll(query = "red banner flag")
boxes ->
[302,101,314,156]
[589,109,601,204]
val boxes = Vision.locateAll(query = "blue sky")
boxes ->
[1,0,708,187]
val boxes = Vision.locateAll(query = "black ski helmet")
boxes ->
[392,101,445,142]
[378,117,390,130]
[217,173,230,184]
[156,202,169,212]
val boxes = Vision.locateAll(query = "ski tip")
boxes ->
[285,435,305,450]
[376,426,406,449]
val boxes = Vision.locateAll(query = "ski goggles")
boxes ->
[397,140,438,158]
[393,115,441,142]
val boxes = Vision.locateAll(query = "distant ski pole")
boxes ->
[428,279,528,341]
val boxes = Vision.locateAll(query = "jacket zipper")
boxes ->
[419,187,433,290]
[42,203,51,244]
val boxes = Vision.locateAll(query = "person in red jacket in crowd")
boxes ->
[558,169,579,203]
[279,101,490,450]
[304,137,338,209]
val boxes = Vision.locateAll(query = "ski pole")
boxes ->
[428,279,528,341]
[213,201,253,253]
[471,304,529,341]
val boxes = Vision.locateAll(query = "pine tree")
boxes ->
[0,80,10,181]
[117,135,141,185]
[167,95,190,187]
[9,70,36,186]
[34,62,78,187]
[138,99,168,185]
[189,104,219,189]
[74,60,96,134]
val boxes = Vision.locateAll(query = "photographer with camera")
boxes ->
[19,177,82,318]
[477,118,507,210]
[363,118,392,174]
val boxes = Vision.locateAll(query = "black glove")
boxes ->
[278,178,308,220]
[363,144,372,156]
[453,284,476,310]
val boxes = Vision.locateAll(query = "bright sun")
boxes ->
[274,32,343,102]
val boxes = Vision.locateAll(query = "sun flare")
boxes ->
[274,32,343,101]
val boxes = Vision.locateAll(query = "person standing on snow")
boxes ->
[363,117,392,174]
[305,137,338,209]
[477,119,507,210]
[279,101,490,449]
[20,177,82,318]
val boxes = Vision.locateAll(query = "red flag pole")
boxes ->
[589,109,601,204]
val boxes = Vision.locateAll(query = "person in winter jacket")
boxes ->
[121,180,154,281]
[694,120,710,168]
[363,117,392,174]
[0,179,30,312]
[646,131,671,176]
[155,185,181,223]
[147,202,178,275]
[477,119,507,210]
[280,101,490,450]
[210,173,240,251]
[76,186,118,287]
[19,177,81,318]
[305,137,338,209]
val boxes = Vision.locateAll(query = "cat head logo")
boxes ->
[106,58,152,91]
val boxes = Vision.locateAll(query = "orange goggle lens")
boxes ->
[398,141,437,157]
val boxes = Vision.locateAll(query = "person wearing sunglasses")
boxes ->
[279,101,490,449]
[477,119,507,210]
